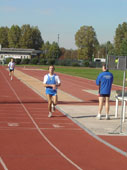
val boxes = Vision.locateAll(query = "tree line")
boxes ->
[0,22,127,62]
[75,22,127,60]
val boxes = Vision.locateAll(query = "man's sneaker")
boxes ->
[106,115,110,120]
[48,112,52,118]
[51,103,55,112]
[96,114,101,120]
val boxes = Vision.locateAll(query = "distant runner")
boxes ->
[43,65,61,117]
[8,58,15,80]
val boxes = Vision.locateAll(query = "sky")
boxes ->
[0,0,127,49]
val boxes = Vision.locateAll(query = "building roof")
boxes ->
[0,48,43,55]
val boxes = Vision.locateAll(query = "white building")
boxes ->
[0,45,43,63]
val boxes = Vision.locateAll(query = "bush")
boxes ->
[58,59,72,66]
[39,58,47,65]
[5,58,12,64]
[21,59,30,64]
[15,59,21,65]
[71,62,80,67]
[47,58,56,65]
[83,61,89,67]
[30,57,39,64]
[5,58,21,65]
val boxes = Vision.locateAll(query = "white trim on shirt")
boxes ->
[43,74,60,85]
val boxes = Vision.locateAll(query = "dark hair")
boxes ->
[102,63,106,69]
[102,63,108,71]
[48,65,55,70]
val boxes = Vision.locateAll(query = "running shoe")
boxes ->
[48,112,52,118]
[106,115,110,120]
[96,114,101,120]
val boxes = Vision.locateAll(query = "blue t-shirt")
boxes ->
[96,71,113,95]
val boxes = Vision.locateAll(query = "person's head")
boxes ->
[102,63,107,72]
[48,65,55,75]
[11,58,13,62]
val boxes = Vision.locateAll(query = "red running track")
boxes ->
[0,66,127,170]
[17,67,127,152]
[16,67,127,152]
[17,66,122,106]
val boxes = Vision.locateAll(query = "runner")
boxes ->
[43,65,61,117]
[8,58,15,80]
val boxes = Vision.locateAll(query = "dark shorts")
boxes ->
[99,94,110,97]
[9,69,14,72]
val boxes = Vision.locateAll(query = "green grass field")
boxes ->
[18,65,126,86]
[40,66,125,86]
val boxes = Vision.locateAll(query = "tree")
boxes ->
[42,41,51,58]
[75,25,99,60]
[114,22,127,55]
[97,41,114,58]
[31,26,44,49]
[120,39,127,56]
[97,44,106,58]
[8,25,21,48]
[20,24,43,49]
[64,49,78,59]
[0,27,9,47]
[106,41,114,56]
[59,48,66,59]
[20,24,33,48]
[48,42,60,59]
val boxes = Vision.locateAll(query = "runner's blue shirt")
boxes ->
[46,74,57,95]
[96,71,113,95]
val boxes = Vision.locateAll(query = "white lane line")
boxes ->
[0,117,29,120]
[53,124,64,128]
[8,123,19,127]
[35,118,67,120]
[1,70,82,170]
[0,127,82,131]
[39,123,73,125]
[0,157,8,170]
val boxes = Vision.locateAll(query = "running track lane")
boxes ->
[17,67,122,105]
[16,67,127,153]
[0,66,127,170]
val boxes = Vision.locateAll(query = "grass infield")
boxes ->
[40,66,126,86]
[18,65,126,86]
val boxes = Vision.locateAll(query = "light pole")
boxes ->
[56,34,60,61]
[57,34,59,46]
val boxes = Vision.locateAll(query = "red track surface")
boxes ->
[17,67,122,105]
[0,66,127,170]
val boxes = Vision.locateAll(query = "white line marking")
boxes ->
[1,70,82,170]
[53,124,64,128]
[0,117,29,119]
[8,123,19,127]
[0,127,82,131]
[0,157,8,170]
[35,118,67,120]
[39,123,73,125]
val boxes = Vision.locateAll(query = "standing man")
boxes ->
[96,64,113,120]
[43,65,61,117]
[8,58,15,80]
